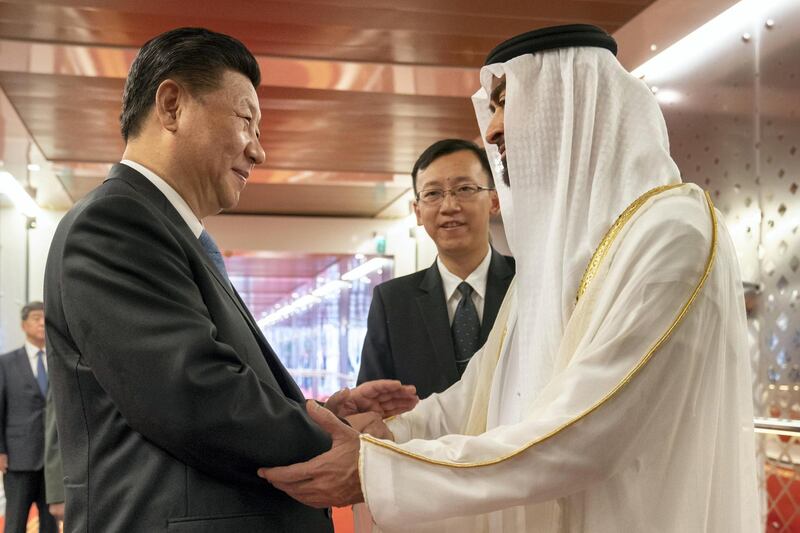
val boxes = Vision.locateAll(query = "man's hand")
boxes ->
[259,400,363,508]
[0,453,7,474]
[345,412,394,440]
[49,503,65,522]
[325,379,418,418]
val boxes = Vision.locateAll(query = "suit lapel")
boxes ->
[193,244,304,400]
[479,249,515,344]
[107,166,255,324]
[106,165,304,401]
[14,348,43,399]
[230,289,305,402]
[417,263,460,384]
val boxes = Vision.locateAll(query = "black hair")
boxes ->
[120,27,260,142]
[21,301,43,321]
[411,139,494,194]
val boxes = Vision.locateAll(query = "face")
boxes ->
[413,150,500,259]
[22,310,45,345]
[176,70,266,217]
[485,77,508,186]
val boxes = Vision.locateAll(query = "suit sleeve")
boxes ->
[58,194,332,486]
[357,286,396,384]
[44,388,64,504]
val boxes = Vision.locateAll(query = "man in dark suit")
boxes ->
[358,140,515,399]
[0,301,59,533]
[43,27,415,533]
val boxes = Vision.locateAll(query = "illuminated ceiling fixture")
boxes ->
[0,171,40,218]
[312,280,351,298]
[341,257,389,281]
[631,0,776,81]
[259,257,390,328]
[258,281,353,328]
[258,294,319,328]
[654,89,683,104]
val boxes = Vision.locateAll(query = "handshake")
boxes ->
[258,380,418,508]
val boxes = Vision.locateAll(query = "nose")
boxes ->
[485,108,504,148]
[438,191,461,213]
[247,137,266,166]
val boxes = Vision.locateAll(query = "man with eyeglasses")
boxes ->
[357,139,515,399]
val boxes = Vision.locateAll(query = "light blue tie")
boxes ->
[36,350,48,396]
[198,230,231,283]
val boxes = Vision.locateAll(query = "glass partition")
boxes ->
[228,252,393,400]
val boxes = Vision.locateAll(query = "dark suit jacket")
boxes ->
[44,387,64,504]
[44,164,333,533]
[0,347,46,471]
[357,250,515,399]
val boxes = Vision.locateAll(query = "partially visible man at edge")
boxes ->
[260,24,759,533]
[43,27,416,533]
[0,302,59,533]
[358,139,515,399]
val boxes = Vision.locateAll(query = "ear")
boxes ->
[413,200,423,226]
[489,189,501,216]
[154,79,184,133]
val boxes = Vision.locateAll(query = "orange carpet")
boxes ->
[333,506,354,532]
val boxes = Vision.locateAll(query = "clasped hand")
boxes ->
[259,380,418,508]
[323,379,418,419]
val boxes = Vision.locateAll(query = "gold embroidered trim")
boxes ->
[463,325,509,436]
[576,183,685,303]
[361,187,718,468]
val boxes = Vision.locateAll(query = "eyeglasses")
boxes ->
[416,184,495,205]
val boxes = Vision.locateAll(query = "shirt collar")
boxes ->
[437,247,493,301]
[24,341,44,359]
[120,159,204,238]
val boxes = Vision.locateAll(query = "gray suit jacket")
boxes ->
[0,347,46,471]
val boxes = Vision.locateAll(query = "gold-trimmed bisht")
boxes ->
[360,184,718,468]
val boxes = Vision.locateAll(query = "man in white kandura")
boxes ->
[261,24,760,532]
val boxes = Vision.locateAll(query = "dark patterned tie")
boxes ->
[198,230,231,283]
[36,350,48,395]
[452,282,480,376]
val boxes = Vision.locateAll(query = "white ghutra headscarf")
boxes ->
[472,46,682,413]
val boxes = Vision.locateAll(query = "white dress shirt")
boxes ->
[437,248,492,325]
[24,341,46,378]
[120,159,204,238]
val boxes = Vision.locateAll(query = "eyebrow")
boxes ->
[419,176,475,189]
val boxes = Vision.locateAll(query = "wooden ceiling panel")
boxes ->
[0,0,656,67]
[0,72,477,174]
[0,0,657,216]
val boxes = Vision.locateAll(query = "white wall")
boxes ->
[0,207,28,351]
[206,214,436,277]
[0,207,63,352]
